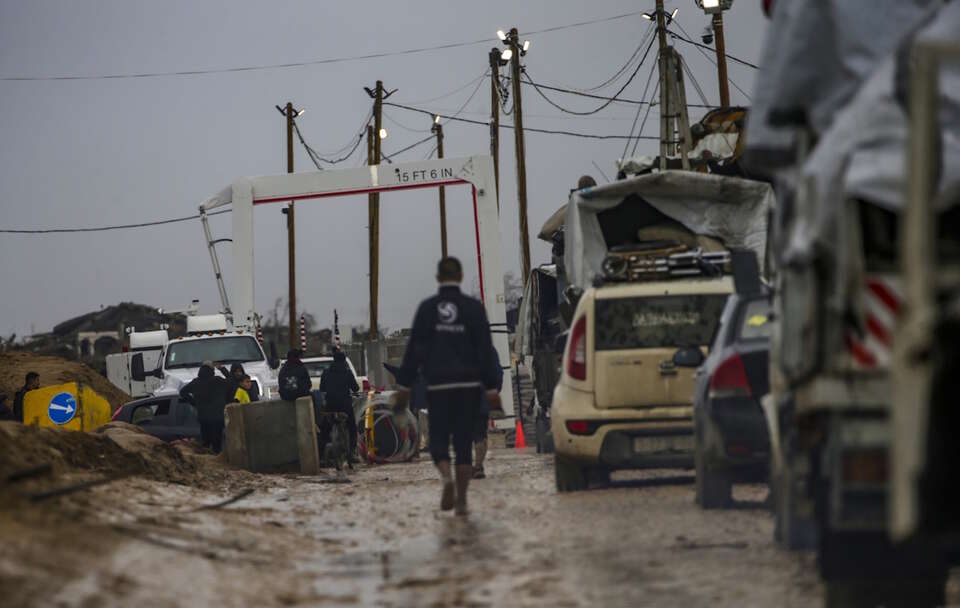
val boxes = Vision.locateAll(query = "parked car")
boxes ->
[687,291,772,509]
[551,246,733,492]
[111,393,201,442]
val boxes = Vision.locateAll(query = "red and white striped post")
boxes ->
[300,314,307,353]
[255,316,264,346]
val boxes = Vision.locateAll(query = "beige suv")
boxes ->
[552,270,732,492]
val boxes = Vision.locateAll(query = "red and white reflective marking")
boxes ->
[846,276,902,369]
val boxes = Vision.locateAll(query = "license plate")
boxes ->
[634,435,694,454]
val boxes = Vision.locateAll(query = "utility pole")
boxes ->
[712,13,731,108]
[363,81,394,340]
[276,101,299,350]
[366,125,378,340]
[489,48,502,208]
[507,28,532,286]
[432,119,448,257]
[655,2,692,170]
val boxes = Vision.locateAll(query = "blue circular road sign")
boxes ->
[48,392,78,425]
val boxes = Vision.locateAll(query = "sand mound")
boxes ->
[0,421,197,485]
[0,351,130,411]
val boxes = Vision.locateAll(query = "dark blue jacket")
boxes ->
[398,285,499,391]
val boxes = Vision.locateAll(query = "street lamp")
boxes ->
[694,0,734,107]
[379,127,388,140]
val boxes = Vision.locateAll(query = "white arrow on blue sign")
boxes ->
[48,392,77,425]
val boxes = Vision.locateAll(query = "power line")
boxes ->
[632,81,660,157]
[383,111,432,133]
[622,59,659,159]
[668,23,753,101]
[1,209,230,234]
[293,119,365,168]
[382,134,436,162]
[503,74,716,108]
[383,101,657,140]
[519,34,655,116]
[399,68,490,105]
[441,70,489,125]
[2,10,650,82]
[666,29,760,70]
[557,24,656,93]
[680,56,711,107]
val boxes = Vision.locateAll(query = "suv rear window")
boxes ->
[595,294,728,351]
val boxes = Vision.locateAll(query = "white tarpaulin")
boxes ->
[745,0,939,167]
[784,1,960,300]
[564,171,773,290]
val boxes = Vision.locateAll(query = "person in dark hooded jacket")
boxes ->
[278,349,311,402]
[219,362,260,403]
[179,363,230,453]
[320,350,360,461]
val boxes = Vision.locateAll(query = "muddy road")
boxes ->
[1,438,832,608]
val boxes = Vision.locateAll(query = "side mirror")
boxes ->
[673,346,705,368]
[131,353,146,382]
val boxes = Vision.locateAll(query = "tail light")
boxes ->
[111,406,124,421]
[842,449,887,484]
[362,378,371,393]
[566,316,588,381]
[709,353,751,399]
[565,420,592,435]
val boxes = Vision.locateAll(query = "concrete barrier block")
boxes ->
[224,403,249,469]
[223,398,319,474]
[294,397,320,475]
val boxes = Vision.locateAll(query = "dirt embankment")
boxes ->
[0,422,199,490]
[0,351,130,411]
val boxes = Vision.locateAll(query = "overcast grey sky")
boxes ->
[0,0,767,338]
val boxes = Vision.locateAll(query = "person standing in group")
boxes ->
[219,363,260,403]
[232,375,254,404]
[13,372,40,423]
[179,361,230,453]
[473,344,504,479]
[320,350,360,462]
[395,257,501,516]
[278,349,311,402]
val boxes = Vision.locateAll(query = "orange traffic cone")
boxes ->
[514,419,527,449]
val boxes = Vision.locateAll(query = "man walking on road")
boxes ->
[395,257,501,515]
[179,362,230,453]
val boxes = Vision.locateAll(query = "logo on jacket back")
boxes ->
[437,301,466,333]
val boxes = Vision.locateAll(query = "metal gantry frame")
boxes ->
[197,154,516,423]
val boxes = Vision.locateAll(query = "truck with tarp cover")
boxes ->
[747,0,960,603]
[542,170,772,492]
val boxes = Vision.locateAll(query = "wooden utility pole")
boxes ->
[432,120,448,257]
[276,101,298,350]
[489,48,502,208]
[366,125,378,340]
[507,28,532,286]
[655,2,692,170]
[363,81,394,340]
[712,13,731,108]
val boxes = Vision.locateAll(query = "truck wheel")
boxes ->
[824,578,945,608]
[555,455,587,492]
[695,442,732,509]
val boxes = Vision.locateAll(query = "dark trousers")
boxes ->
[200,420,224,453]
[427,387,479,466]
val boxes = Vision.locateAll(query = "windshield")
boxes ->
[304,361,333,378]
[164,336,264,369]
[595,294,729,350]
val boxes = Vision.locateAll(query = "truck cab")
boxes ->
[132,314,279,400]
[105,328,169,398]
